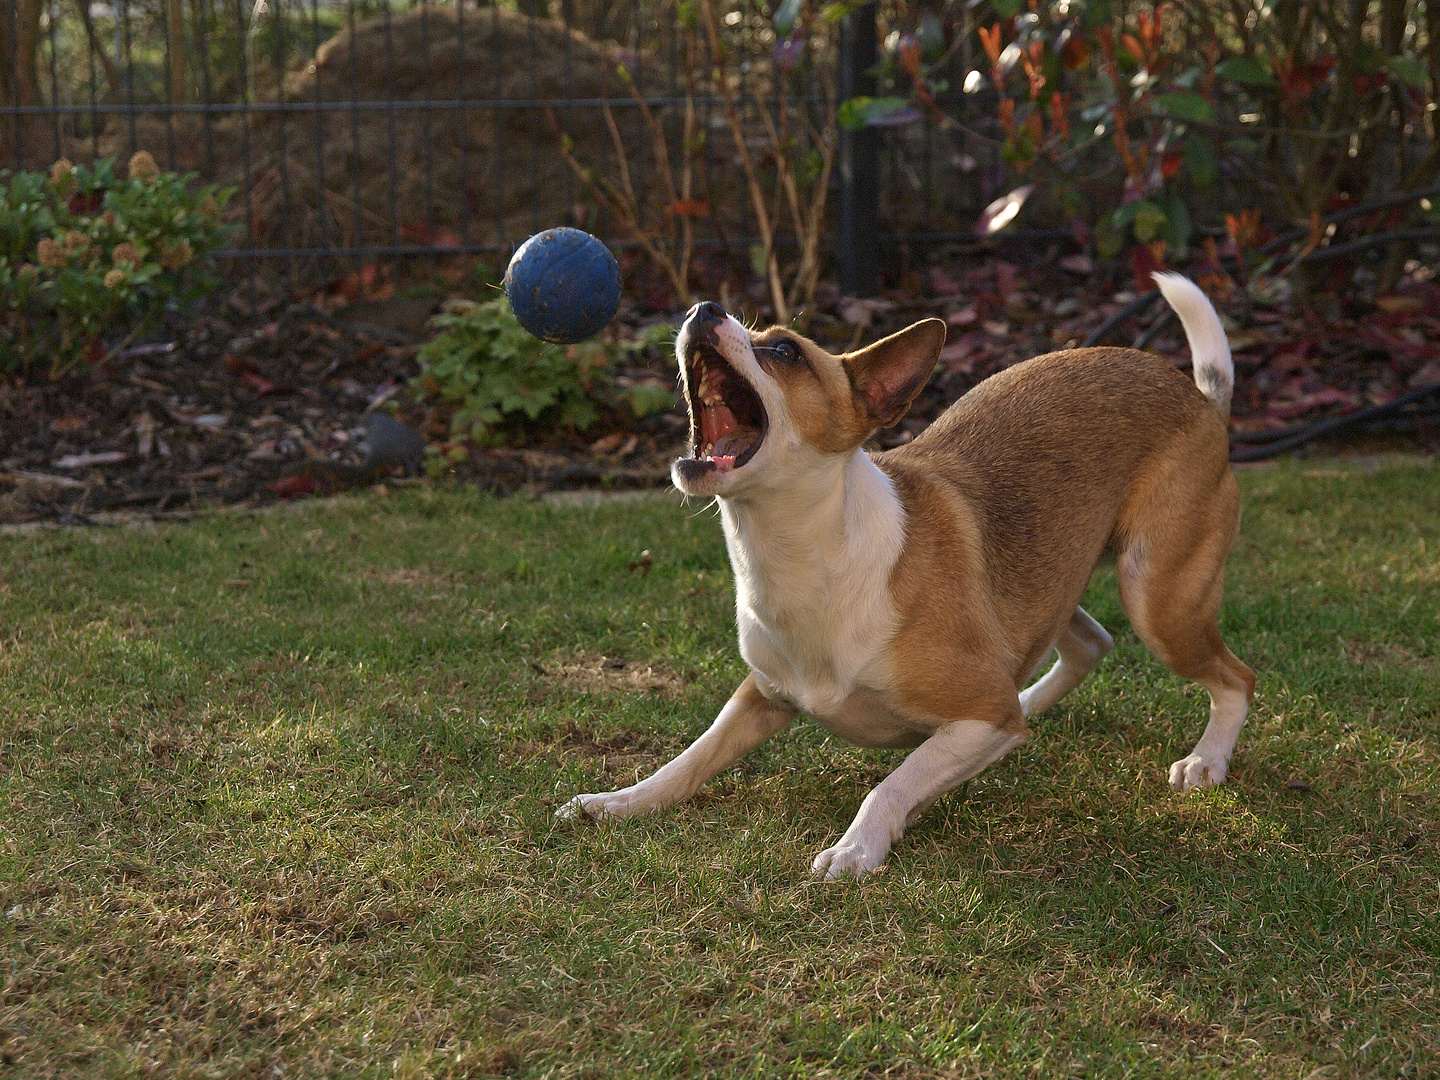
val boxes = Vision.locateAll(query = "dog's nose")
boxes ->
[690,300,726,322]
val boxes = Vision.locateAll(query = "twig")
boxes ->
[697,0,788,322]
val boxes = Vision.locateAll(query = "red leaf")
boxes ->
[1130,242,1168,290]
[665,199,712,218]
[929,267,962,296]
[1266,387,1359,421]
[1161,151,1184,179]
[68,191,104,215]
[270,474,322,499]
[240,371,276,395]
[1060,34,1090,69]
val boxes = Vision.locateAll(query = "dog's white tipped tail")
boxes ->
[1152,272,1233,420]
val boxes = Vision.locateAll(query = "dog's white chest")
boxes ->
[720,452,906,723]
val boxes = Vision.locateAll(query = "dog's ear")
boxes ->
[845,318,947,428]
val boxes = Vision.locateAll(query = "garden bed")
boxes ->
[2,248,1438,528]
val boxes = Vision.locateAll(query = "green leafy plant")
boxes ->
[0,152,235,375]
[875,0,1440,285]
[411,298,676,449]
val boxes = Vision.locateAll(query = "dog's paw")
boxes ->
[1168,753,1228,792]
[555,790,644,821]
[810,838,889,880]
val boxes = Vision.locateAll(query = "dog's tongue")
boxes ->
[700,403,737,447]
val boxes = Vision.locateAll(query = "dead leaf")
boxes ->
[53,451,128,469]
[1265,387,1360,421]
[976,185,1034,235]
[239,371,276,395]
[1408,359,1440,388]
[590,432,627,454]
[665,199,711,218]
[1375,294,1424,315]
[542,654,685,697]
[270,474,322,499]
[929,267,962,296]
[134,412,155,458]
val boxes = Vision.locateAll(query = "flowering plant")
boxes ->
[0,152,234,375]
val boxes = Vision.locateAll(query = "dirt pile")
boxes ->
[107,9,662,257]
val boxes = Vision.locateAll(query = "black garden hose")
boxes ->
[1078,295,1440,461]
[1228,382,1440,462]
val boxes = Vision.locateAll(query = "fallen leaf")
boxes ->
[4,471,85,489]
[590,432,627,454]
[929,267,962,296]
[134,412,155,458]
[1375,294,1424,315]
[270,474,322,499]
[976,185,1034,235]
[628,549,654,574]
[224,579,252,588]
[1265,387,1360,420]
[49,415,86,435]
[1058,254,1094,275]
[939,338,979,374]
[665,199,711,218]
[1408,359,1440,388]
[53,451,128,469]
[240,371,276,395]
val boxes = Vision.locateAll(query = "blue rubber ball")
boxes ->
[504,228,622,344]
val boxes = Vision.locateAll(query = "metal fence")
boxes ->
[2,0,1000,294]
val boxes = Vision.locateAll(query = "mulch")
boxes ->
[3,250,1437,529]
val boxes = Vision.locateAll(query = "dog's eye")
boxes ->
[772,340,800,363]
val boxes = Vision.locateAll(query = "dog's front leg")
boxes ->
[557,672,796,821]
[811,714,1027,880]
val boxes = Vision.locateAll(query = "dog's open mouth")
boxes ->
[682,341,767,476]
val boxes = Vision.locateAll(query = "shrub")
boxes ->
[874,0,1440,279]
[0,152,235,376]
[411,297,675,447]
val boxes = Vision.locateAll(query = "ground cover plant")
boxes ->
[0,458,1436,1077]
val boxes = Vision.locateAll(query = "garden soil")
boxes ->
[2,251,1436,529]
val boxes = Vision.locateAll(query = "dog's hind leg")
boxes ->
[1116,468,1255,792]
[557,672,796,821]
[1019,606,1114,717]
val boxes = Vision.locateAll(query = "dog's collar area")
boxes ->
[682,338,767,476]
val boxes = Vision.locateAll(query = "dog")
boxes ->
[559,272,1255,879]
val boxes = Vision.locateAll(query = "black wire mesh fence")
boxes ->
[2,0,1002,293]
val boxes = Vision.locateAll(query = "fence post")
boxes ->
[838,1,878,297]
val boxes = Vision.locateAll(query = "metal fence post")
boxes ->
[838,1,878,297]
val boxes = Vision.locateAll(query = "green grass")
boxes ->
[0,460,1436,1078]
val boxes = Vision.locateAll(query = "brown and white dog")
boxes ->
[559,273,1255,879]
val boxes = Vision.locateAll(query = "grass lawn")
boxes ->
[1,459,1436,1078]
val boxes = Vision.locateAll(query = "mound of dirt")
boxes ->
[108,9,663,256]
